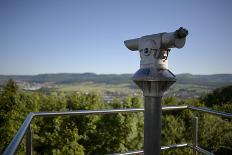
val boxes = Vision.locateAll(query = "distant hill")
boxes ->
[176,73,232,87]
[0,73,132,84]
[0,73,232,87]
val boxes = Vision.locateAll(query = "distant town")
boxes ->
[1,73,232,102]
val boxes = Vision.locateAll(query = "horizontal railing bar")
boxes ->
[3,112,34,155]
[34,106,189,117]
[188,106,232,119]
[34,108,144,117]
[162,105,188,111]
[108,143,189,155]
[161,143,188,150]
[188,144,214,155]
[111,143,214,155]
[108,150,143,155]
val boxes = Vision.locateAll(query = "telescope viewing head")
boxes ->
[124,27,188,155]
[124,27,188,70]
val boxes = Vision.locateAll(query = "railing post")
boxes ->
[192,117,198,155]
[26,125,33,155]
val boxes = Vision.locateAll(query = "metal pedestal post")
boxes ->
[133,68,176,155]
[144,96,162,155]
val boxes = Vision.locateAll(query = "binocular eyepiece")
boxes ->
[175,27,188,39]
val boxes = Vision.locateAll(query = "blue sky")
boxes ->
[0,0,232,75]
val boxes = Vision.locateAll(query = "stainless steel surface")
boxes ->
[26,125,33,155]
[162,105,188,111]
[124,28,188,155]
[133,69,176,155]
[109,143,189,155]
[133,69,176,99]
[188,106,232,119]
[33,105,230,118]
[124,38,139,51]
[110,150,143,155]
[132,68,176,83]
[161,143,188,150]
[124,28,188,69]
[3,112,34,155]
[144,96,162,155]
[34,108,144,117]
[192,117,198,155]
[124,27,188,51]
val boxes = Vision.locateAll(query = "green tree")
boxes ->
[198,114,232,154]
[33,93,84,154]
[0,79,37,153]
[90,96,143,154]
[65,92,103,154]
[201,85,232,107]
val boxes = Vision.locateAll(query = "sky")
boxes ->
[0,0,232,75]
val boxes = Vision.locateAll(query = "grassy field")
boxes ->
[57,82,140,95]
[55,81,214,99]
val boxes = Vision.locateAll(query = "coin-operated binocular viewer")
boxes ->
[124,27,188,155]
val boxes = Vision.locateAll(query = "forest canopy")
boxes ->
[0,79,231,155]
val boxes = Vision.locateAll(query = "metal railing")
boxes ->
[3,105,232,155]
